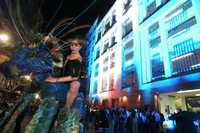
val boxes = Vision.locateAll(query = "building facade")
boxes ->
[86,0,200,115]
[86,0,140,109]
[138,0,200,116]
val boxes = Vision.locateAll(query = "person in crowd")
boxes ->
[104,107,114,133]
[119,107,129,133]
[126,109,138,133]
[114,107,121,133]
[159,111,165,128]
[169,109,197,133]
[137,108,148,133]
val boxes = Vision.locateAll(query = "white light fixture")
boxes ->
[122,96,127,101]
[172,53,193,62]
[177,89,200,94]
[191,63,200,68]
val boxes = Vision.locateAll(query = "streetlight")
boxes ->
[0,33,9,42]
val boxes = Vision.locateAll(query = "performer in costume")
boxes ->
[45,36,84,110]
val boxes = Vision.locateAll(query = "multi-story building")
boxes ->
[87,0,200,115]
[138,0,200,116]
[86,0,140,108]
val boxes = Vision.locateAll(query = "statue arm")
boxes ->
[45,76,78,83]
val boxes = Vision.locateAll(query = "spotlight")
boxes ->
[0,34,9,42]
[24,75,32,81]
[34,93,40,99]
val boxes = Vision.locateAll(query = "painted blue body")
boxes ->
[8,43,85,115]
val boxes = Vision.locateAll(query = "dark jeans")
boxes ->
[41,82,69,102]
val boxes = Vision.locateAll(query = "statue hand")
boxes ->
[45,76,57,83]
[72,77,78,81]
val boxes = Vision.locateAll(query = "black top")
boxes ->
[63,59,82,77]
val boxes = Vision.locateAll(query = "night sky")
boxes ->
[0,0,115,38]
[43,0,115,36]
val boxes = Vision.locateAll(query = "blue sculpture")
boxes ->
[10,42,85,106]
[2,42,85,133]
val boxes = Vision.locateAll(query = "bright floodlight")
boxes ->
[0,34,9,42]
[24,75,32,81]
[35,93,40,99]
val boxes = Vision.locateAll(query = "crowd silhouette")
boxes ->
[84,106,200,133]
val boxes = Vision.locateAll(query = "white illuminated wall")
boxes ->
[87,0,200,107]
[87,0,139,105]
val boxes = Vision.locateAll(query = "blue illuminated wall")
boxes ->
[86,18,99,80]
[138,0,200,92]
[86,18,99,95]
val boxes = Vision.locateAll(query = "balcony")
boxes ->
[168,16,197,38]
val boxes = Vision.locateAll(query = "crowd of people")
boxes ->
[85,106,164,133]
[84,106,200,133]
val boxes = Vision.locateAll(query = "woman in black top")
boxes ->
[45,36,84,110]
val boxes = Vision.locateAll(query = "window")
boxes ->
[95,48,100,60]
[109,74,114,90]
[124,39,133,50]
[102,77,108,92]
[111,12,116,26]
[165,0,196,37]
[168,16,197,37]
[151,53,164,79]
[125,51,134,61]
[146,1,156,17]
[171,39,200,74]
[148,22,159,34]
[161,0,169,4]
[166,0,192,19]
[103,57,109,72]
[122,70,135,88]
[103,57,109,64]
[110,52,115,68]
[123,0,131,14]
[94,64,99,77]
[122,20,132,38]
[97,31,101,42]
[102,42,109,55]
[93,81,97,94]
[110,35,116,47]
[149,36,161,48]
[148,22,160,48]
[124,40,134,62]
[103,20,111,35]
